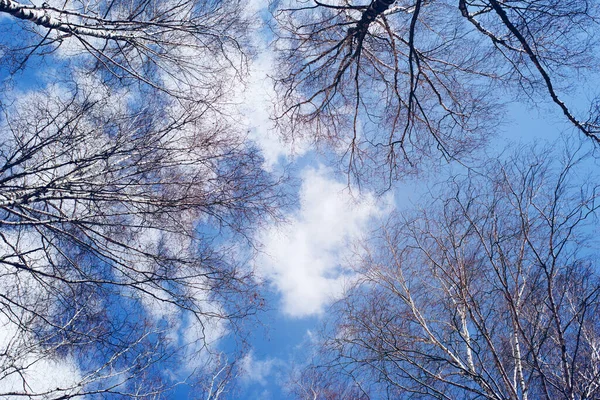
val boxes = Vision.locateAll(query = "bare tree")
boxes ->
[288,363,370,400]
[274,0,600,184]
[0,0,249,101]
[0,75,283,398]
[0,1,285,397]
[302,143,600,399]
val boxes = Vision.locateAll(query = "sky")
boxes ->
[0,3,398,396]
[0,1,592,399]
[226,5,570,399]
[230,103,566,400]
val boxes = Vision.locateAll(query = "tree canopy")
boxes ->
[301,144,600,399]
[1,0,600,398]
[274,0,600,184]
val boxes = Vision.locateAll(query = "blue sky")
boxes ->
[227,5,574,393]
[227,27,570,398]
[0,1,596,399]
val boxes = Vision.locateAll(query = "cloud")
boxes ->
[241,46,307,170]
[237,0,310,170]
[0,231,83,398]
[245,0,268,18]
[256,167,391,317]
[240,351,281,386]
[0,316,83,398]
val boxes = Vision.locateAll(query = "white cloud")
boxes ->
[179,305,229,372]
[256,167,391,317]
[241,48,306,170]
[240,351,281,386]
[0,231,83,398]
[237,0,310,170]
[0,316,83,399]
[245,0,268,18]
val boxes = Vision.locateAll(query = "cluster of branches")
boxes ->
[0,82,281,398]
[274,0,600,185]
[1,0,248,100]
[300,143,600,399]
[3,0,600,397]
[277,2,600,397]
[0,0,285,398]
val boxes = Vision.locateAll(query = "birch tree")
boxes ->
[0,0,248,100]
[0,75,282,398]
[302,144,600,399]
[288,363,369,400]
[0,0,284,397]
[274,0,600,184]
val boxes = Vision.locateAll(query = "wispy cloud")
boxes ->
[240,351,283,386]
